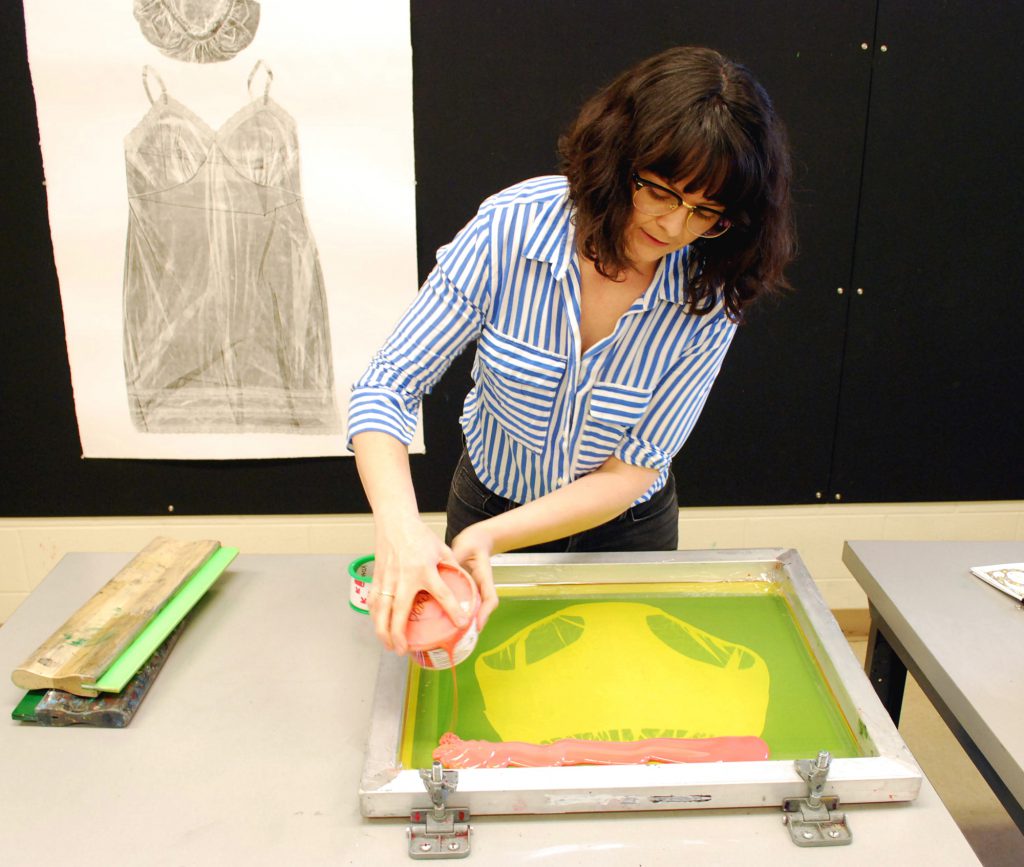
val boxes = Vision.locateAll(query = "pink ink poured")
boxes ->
[405,563,481,730]
[432,732,770,768]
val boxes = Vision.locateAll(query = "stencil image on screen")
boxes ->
[401,582,862,769]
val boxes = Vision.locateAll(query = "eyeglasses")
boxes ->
[631,172,732,239]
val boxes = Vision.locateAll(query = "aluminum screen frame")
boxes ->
[359,549,921,817]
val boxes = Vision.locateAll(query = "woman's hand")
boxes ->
[353,432,474,654]
[370,515,467,654]
[450,522,500,631]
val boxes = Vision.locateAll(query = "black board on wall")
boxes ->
[1,1,1020,518]
[829,0,1024,502]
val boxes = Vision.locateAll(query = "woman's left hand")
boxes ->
[450,523,500,631]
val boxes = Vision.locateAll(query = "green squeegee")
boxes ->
[83,546,238,694]
[12,690,46,722]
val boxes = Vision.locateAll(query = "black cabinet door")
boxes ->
[829,0,1024,502]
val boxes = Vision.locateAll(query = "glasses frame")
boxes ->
[631,172,731,239]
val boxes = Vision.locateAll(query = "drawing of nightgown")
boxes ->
[122,63,340,433]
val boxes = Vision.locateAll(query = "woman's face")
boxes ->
[624,171,727,269]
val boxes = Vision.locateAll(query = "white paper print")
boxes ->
[23,1,420,458]
[970,563,1024,602]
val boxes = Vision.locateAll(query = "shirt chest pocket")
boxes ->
[476,328,567,453]
[577,382,653,464]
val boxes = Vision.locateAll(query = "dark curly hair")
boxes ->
[558,46,796,321]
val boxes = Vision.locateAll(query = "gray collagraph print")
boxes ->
[134,0,261,64]
[122,61,340,434]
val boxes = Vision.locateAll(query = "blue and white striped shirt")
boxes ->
[347,176,736,505]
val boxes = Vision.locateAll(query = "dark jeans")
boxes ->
[444,450,679,552]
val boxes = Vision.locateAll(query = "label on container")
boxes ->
[415,617,480,670]
[406,563,481,670]
[348,555,374,614]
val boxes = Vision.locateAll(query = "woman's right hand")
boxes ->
[369,515,469,655]
[449,521,500,633]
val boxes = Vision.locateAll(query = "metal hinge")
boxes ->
[407,761,471,859]
[782,750,852,847]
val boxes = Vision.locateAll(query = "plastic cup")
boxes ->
[348,555,374,614]
[405,563,481,670]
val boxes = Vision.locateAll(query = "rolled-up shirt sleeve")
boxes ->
[614,310,737,471]
[346,210,492,450]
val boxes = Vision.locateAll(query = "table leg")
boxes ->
[860,601,1024,832]
[864,606,908,725]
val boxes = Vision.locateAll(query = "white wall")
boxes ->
[2,501,1022,626]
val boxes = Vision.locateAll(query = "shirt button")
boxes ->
[557,476,566,485]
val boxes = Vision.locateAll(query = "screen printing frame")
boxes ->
[359,549,922,817]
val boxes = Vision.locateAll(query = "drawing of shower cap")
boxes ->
[134,0,261,64]
[475,602,770,744]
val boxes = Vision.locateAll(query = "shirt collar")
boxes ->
[523,189,576,281]
[622,248,690,313]
[650,247,689,307]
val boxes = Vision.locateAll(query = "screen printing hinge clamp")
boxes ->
[782,751,852,847]
[408,761,471,859]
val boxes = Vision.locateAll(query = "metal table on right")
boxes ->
[843,540,1024,832]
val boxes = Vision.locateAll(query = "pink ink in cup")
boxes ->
[405,563,481,670]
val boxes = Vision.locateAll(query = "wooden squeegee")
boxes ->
[11,537,237,698]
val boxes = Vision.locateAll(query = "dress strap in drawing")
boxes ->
[142,66,168,105]
[247,60,273,104]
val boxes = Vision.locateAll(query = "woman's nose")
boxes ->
[656,207,689,236]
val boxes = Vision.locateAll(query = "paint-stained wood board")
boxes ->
[10,537,220,696]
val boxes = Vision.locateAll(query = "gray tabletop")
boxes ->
[844,540,1024,823]
[0,552,980,866]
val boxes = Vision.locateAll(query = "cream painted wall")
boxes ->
[2,502,1023,625]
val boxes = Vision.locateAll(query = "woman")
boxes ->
[349,46,795,653]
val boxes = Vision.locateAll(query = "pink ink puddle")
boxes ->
[432,732,770,768]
